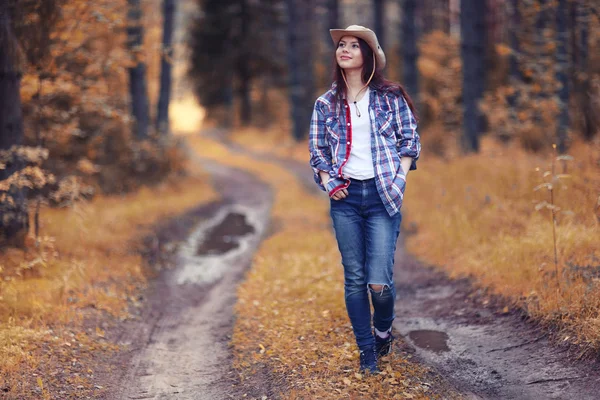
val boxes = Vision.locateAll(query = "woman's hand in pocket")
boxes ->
[331,189,348,200]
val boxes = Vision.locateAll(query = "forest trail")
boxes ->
[104,156,273,400]
[2,0,598,398]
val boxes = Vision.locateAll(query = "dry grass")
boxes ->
[227,126,309,164]
[0,160,218,398]
[403,135,600,353]
[188,136,453,399]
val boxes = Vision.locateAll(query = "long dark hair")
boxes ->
[333,38,418,120]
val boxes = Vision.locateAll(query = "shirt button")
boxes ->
[347,123,350,126]
[344,105,348,108]
[347,141,350,144]
[343,158,347,161]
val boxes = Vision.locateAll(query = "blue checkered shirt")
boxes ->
[308,83,421,216]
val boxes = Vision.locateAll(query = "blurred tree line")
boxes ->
[2,0,598,246]
[188,0,599,151]
[1,0,181,246]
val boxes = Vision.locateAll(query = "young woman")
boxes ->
[309,25,421,373]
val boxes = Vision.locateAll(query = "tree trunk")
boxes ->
[328,0,339,32]
[402,0,419,106]
[485,0,500,73]
[555,0,569,153]
[127,0,150,139]
[460,0,486,153]
[237,0,252,125]
[577,3,594,140]
[373,0,384,49]
[578,3,588,77]
[156,0,175,134]
[286,0,314,140]
[319,0,338,90]
[508,0,521,110]
[0,2,28,247]
[569,0,578,69]
[535,0,549,97]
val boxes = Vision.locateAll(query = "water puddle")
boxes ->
[196,212,255,255]
[408,330,450,353]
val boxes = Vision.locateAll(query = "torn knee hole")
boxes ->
[369,284,385,292]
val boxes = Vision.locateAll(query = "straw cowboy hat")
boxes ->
[330,25,386,70]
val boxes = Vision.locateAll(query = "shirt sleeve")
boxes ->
[393,94,421,170]
[308,100,333,190]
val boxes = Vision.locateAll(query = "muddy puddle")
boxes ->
[408,330,450,354]
[196,212,255,255]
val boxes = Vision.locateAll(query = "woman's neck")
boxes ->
[343,68,366,98]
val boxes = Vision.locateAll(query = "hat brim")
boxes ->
[330,29,386,70]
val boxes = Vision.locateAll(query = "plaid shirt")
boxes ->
[309,83,421,216]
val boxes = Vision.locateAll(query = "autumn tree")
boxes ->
[156,0,176,134]
[188,0,285,126]
[0,0,28,246]
[508,0,522,115]
[237,0,252,124]
[572,1,595,141]
[402,0,419,106]
[188,0,235,125]
[328,0,339,34]
[555,0,569,153]
[127,0,150,139]
[373,0,384,50]
[460,0,487,152]
[286,0,315,140]
[11,1,184,196]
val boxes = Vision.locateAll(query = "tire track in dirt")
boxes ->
[103,158,273,400]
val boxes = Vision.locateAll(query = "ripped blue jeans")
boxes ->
[330,177,402,351]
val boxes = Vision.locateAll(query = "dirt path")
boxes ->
[394,252,600,399]
[102,137,600,399]
[257,151,600,400]
[103,160,273,400]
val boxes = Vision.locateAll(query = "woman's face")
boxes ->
[336,35,364,71]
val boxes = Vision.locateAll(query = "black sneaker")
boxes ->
[375,332,394,357]
[359,346,380,374]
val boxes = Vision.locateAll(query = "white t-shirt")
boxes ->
[344,88,375,180]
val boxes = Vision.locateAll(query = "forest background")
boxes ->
[0,0,599,397]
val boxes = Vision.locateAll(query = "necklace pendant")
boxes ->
[354,101,361,118]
